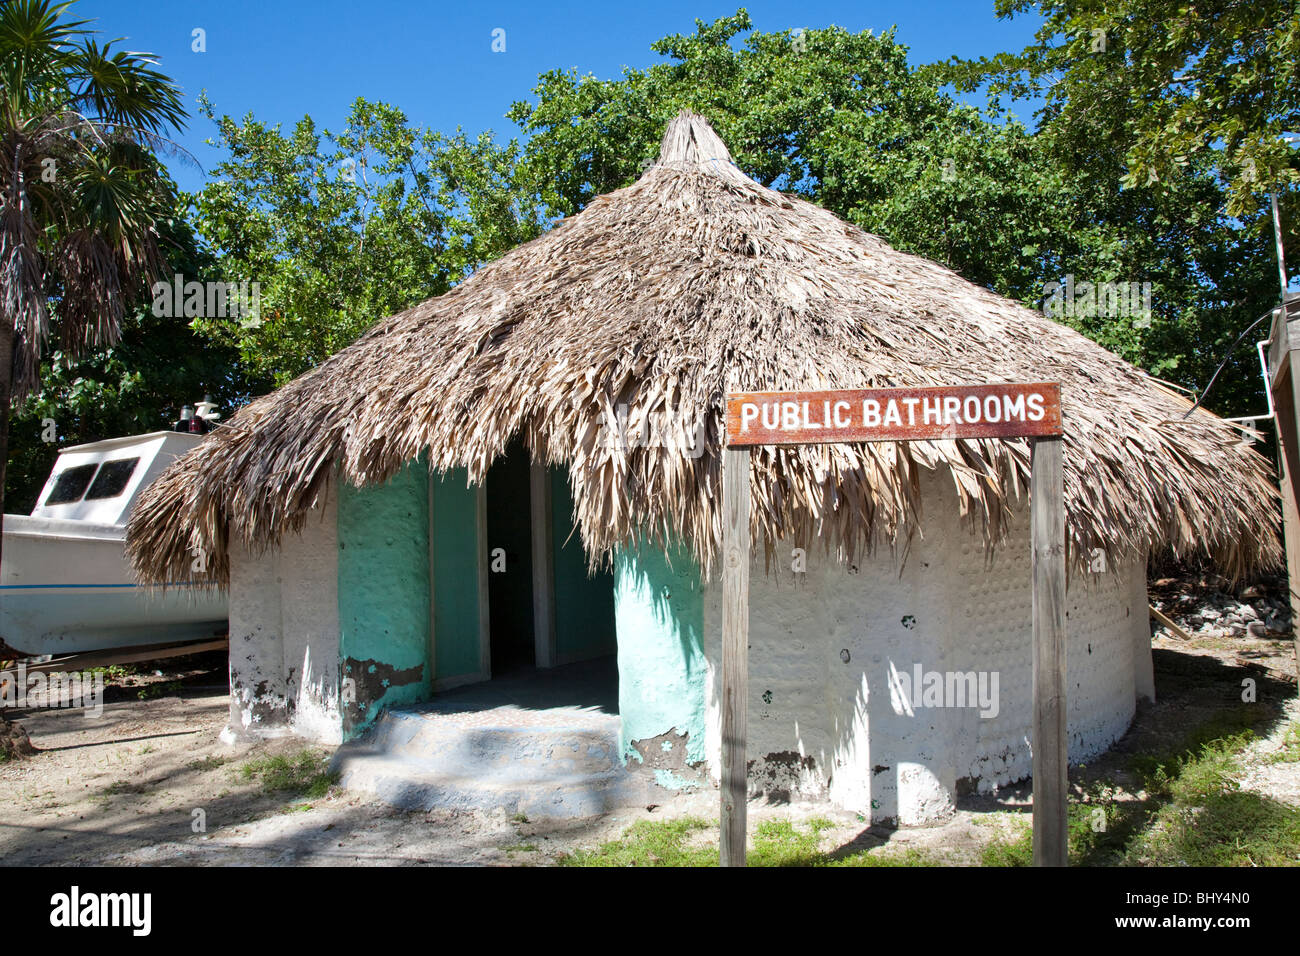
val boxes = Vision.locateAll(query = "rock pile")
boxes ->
[1149,574,1292,640]
[0,716,35,761]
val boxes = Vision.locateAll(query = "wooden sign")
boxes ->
[719,383,1067,868]
[726,383,1062,447]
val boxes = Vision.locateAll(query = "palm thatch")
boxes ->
[127,111,1281,587]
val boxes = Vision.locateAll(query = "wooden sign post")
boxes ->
[1030,433,1067,866]
[720,445,750,868]
[721,382,1066,867]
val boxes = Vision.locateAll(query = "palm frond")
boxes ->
[0,190,49,398]
[71,38,187,135]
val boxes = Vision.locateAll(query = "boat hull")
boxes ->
[0,515,227,657]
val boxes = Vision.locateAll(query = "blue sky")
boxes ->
[84,0,1045,193]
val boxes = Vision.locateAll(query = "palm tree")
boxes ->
[0,0,186,575]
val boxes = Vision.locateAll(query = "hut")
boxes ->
[127,112,1279,823]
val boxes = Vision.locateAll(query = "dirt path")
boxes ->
[0,685,1023,866]
[1,620,1296,866]
[0,690,317,865]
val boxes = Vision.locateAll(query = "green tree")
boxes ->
[189,96,545,384]
[0,0,185,566]
[511,8,1286,415]
[5,209,269,514]
[932,0,1297,412]
[935,0,1300,216]
[509,11,1067,300]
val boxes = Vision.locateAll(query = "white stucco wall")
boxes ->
[223,493,342,744]
[700,465,1151,825]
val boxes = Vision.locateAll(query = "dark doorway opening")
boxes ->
[486,440,536,675]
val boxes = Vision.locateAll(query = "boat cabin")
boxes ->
[32,432,208,525]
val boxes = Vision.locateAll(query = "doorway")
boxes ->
[478,439,619,710]
[485,440,536,675]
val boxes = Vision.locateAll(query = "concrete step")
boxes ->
[331,705,677,818]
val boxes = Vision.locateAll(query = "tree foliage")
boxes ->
[0,0,186,396]
[189,96,545,384]
[510,11,1066,300]
[510,8,1289,415]
[4,211,267,513]
[935,0,1300,216]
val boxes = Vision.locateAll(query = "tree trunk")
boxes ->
[0,317,11,575]
[0,321,26,760]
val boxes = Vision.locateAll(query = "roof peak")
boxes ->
[656,110,735,166]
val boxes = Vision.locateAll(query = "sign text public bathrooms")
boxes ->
[726,383,1063,446]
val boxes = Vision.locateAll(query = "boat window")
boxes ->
[44,463,100,505]
[85,457,141,500]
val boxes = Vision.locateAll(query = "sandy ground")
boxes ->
[0,686,1007,866]
[1,631,1296,866]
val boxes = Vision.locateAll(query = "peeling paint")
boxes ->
[614,542,707,765]
[338,461,433,737]
[747,750,821,800]
[626,728,697,770]
[341,657,425,734]
[653,769,700,791]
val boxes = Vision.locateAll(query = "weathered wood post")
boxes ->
[1031,435,1068,866]
[1266,294,1300,679]
[720,445,751,867]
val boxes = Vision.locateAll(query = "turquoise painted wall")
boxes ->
[551,467,616,662]
[337,461,432,736]
[431,468,483,681]
[614,539,707,764]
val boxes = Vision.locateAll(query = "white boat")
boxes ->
[0,413,228,658]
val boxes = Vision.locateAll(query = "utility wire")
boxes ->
[1181,310,1273,419]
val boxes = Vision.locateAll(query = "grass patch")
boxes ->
[87,664,137,680]
[1127,705,1258,783]
[93,779,148,806]
[1267,722,1300,764]
[556,816,935,867]
[187,754,230,772]
[1067,776,1154,866]
[980,712,1300,867]
[979,816,1032,867]
[559,817,715,867]
[748,818,833,866]
[1125,732,1300,866]
[238,750,337,798]
[826,846,936,867]
[503,843,539,853]
[136,680,183,700]
[979,799,1149,867]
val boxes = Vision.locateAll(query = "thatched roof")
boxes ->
[127,111,1280,586]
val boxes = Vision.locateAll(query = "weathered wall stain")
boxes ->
[747,750,820,801]
[341,657,426,736]
[338,460,433,737]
